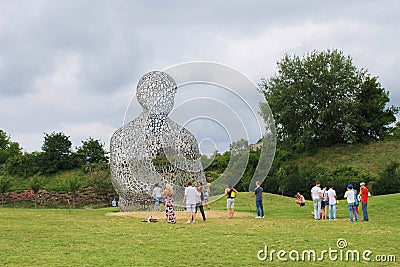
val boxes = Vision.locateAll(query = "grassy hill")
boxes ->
[1,193,399,266]
[295,141,400,177]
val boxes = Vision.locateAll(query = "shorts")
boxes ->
[186,203,196,212]
[227,198,235,209]
[204,192,209,202]
[155,197,162,206]
[321,201,327,208]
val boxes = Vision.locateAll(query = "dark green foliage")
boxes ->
[204,151,231,174]
[325,166,373,199]
[235,149,259,192]
[76,137,109,165]
[263,161,374,200]
[29,174,43,194]
[66,176,82,208]
[4,152,43,178]
[261,49,398,151]
[41,131,76,174]
[373,162,400,195]
[0,130,22,172]
[88,164,114,206]
[0,176,12,207]
[353,76,399,142]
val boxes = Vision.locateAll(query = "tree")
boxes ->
[0,130,22,172]
[4,152,43,178]
[66,176,81,209]
[353,76,399,142]
[90,169,114,206]
[260,49,398,151]
[41,132,74,174]
[76,137,109,165]
[373,162,400,195]
[0,177,12,207]
[30,174,42,208]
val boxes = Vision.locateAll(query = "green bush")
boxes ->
[373,162,400,195]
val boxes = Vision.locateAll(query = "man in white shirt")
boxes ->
[344,184,358,222]
[152,183,163,211]
[182,182,200,224]
[327,185,337,220]
[311,181,323,220]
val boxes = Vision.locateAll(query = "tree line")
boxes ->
[0,130,112,207]
[0,131,108,178]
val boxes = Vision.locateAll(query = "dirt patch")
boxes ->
[106,210,251,220]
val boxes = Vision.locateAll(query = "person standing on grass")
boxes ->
[152,183,163,212]
[112,198,117,207]
[359,182,369,221]
[162,184,176,223]
[311,181,323,220]
[225,184,238,218]
[327,185,337,220]
[195,183,206,222]
[253,181,264,218]
[182,182,199,224]
[344,184,358,222]
[320,185,328,220]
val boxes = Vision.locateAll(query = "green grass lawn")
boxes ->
[296,141,400,177]
[1,193,399,266]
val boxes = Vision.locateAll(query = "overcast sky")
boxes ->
[1,0,399,153]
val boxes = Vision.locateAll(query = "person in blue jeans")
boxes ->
[359,182,369,221]
[311,181,322,220]
[327,185,337,220]
[253,181,264,218]
[344,184,358,222]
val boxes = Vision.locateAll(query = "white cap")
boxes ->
[360,182,365,186]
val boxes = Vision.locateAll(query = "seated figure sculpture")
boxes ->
[110,71,206,211]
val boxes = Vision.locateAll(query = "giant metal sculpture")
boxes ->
[110,71,206,211]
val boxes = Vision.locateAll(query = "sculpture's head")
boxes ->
[136,71,177,115]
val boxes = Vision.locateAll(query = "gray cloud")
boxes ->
[0,0,399,152]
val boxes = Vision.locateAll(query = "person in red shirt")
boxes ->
[359,182,369,221]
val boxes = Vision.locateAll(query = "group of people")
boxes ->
[152,182,210,224]
[182,182,209,224]
[308,181,370,222]
[150,181,265,223]
[224,181,265,219]
[150,180,370,223]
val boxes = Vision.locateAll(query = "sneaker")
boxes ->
[255,216,261,218]
[262,216,265,218]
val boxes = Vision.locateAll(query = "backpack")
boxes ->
[354,190,359,206]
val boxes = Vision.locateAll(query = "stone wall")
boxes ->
[2,187,117,208]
